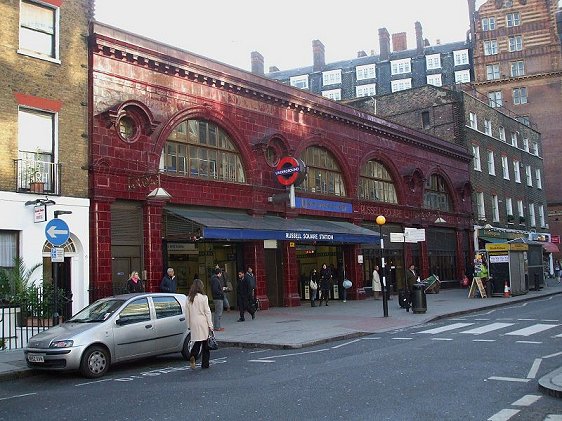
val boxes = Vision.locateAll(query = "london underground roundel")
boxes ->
[274,156,307,186]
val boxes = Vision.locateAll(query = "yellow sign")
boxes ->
[485,243,509,251]
[509,243,528,251]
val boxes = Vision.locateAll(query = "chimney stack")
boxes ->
[379,28,390,60]
[312,40,325,71]
[468,0,476,43]
[357,50,367,58]
[415,21,424,54]
[392,32,407,52]
[250,51,264,75]
[268,66,279,72]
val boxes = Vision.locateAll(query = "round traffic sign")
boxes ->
[45,219,70,246]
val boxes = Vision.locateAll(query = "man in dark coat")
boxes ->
[319,264,332,306]
[160,267,177,293]
[237,270,255,322]
[210,268,225,331]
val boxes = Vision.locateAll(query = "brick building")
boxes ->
[0,0,91,313]
[89,22,472,307]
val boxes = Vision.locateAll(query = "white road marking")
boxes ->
[392,337,413,340]
[257,348,330,360]
[518,318,537,321]
[431,338,453,341]
[544,351,562,359]
[473,339,496,342]
[488,408,520,420]
[76,378,113,387]
[249,359,275,363]
[0,393,37,401]
[417,322,474,334]
[527,358,542,379]
[515,341,542,344]
[461,322,514,335]
[554,333,562,338]
[249,349,271,354]
[488,376,530,383]
[505,324,559,336]
[542,319,559,322]
[545,415,562,420]
[361,337,381,340]
[332,339,361,349]
[511,394,541,406]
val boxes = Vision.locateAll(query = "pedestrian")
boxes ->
[554,260,560,283]
[372,265,382,300]
[126,271,144,293]
[186,278,213,370]
[210,268,225,331]
[215,265,232,312]
[319,263,332,306]
[244,266,257,308]
[160,267,177,293]
[406,264,418,291]
[309,268,319,307]
[237,270,255,321]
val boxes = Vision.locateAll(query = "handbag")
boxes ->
[342,279,352,289]
[310,280,318,290]
[207,330,218,350]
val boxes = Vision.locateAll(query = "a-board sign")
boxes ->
[468,277,487,298]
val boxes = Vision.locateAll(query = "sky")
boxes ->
[94,0,487,72]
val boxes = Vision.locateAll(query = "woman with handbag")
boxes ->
[309,269,319,307]
[186,278,214,370]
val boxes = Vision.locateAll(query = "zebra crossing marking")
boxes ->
[417,322,473,334]
[461,322,514,335]
[504,324,559,336]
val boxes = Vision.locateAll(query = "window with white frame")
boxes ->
[538,204,545,227]
[532,142,539,156]
[453,49,469,66]
[356,64,376,80]
[390,58,411,75]
[290,75,309,89]
[501,156,509,179]
[510,132,518,147]
[513,87,527,105]
[454,69,471,83]
[19,0,60,61]
[488,150,496,175]
[529,203,536,227]
[477,192,486,220]
[492,195,500,222]
[473,145,481,171]
[0,231,18,269]
[525,165,532,186]
[484,119,492,135]
[469,112,478,129]
[355,84,376,98]
[517,200,524,221]
[508,35,523,52]
[506,197,513,220]
[391,78,412,92]
[426,74,442,87]
[499,126,506,142]
[514,160,521,183]
[510,61,525,77]
[523,138,529,152]
[482,17,496,31]
[506,12,521,27]
[322,89,341,101]
[426,54,441,70]
[484,40,498,55]
[486,64,500,80]
[322,69,342,86]
[535,168,542,189]
[488,91,503,108]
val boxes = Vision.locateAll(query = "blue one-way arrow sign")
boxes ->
[45,219,70,246]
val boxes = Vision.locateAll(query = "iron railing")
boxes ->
[13,158,62,195]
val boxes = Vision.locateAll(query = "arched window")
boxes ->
[161,119,245,183]
[424,174,452,211]
[359,160,397,203]
[299,146,346,196]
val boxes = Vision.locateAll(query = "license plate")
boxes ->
[28,354,44,363]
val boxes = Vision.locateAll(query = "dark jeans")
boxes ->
[189,340,210,368]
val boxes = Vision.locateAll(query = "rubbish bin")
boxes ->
[411,283,427,314]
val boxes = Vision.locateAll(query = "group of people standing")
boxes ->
[309,264,334,307]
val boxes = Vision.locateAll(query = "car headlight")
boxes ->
[50,340,74,348]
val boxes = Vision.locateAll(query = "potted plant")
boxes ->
[25,150,46,193]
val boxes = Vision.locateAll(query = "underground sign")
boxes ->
[274,156,307,186]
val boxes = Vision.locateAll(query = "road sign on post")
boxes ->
[45,218,70,246]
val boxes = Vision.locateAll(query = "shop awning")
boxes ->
[480,236,507,244]
[165,207,380,244]
[542,242,560,253]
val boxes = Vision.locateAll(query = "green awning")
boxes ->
[480,236,507,244]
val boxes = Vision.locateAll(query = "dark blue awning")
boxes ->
[165,207,380,244]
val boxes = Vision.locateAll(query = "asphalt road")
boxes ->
[1,296,561,420]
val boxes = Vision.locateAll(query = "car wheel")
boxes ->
[80,345,110,378]
[181,333,192,360]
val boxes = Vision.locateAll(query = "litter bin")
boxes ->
[411,283,427,314]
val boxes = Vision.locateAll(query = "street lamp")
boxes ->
[376,215,389,317]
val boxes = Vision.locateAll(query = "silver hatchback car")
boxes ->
[24,293,191,378]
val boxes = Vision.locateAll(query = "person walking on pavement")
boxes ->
[405,264,418,312]
[216,265,232,312]
[160,267,177,293]
[126,271,144,293]
[310,268,319,307]
[372,265,382,300]
[186,278,213,370]
[245,266,257,309]
[237,270,255,321]
[210,268,225,331]
[319,264,332,306]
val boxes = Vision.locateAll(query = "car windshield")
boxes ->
[69,299,126,323]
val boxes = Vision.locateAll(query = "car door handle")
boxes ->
[179,317,185,321]
[145,324,153,329]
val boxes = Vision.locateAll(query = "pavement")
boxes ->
[1,280,561,397]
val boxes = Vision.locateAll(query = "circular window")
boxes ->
[118,116,137,141]
[265,145,280,167]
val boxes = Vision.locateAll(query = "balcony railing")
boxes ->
[14,159,61,195]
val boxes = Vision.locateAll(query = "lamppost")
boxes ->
[376,215,389,317]
[52,210,72,325]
